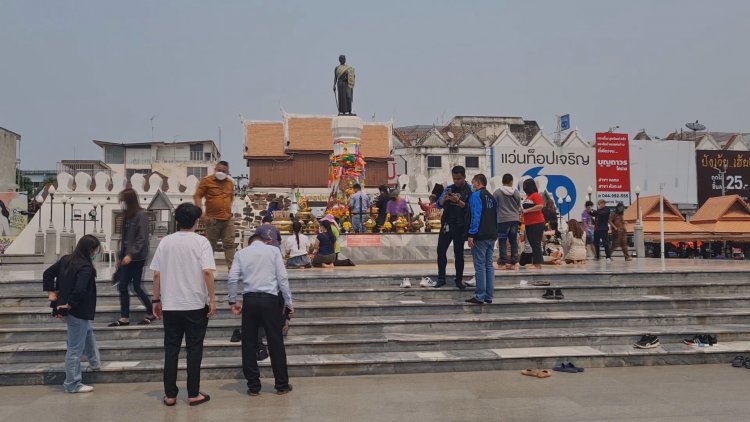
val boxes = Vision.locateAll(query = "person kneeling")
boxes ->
[312,221,336,268]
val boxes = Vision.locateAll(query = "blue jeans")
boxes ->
[497,221,519,265]
[471,239,496,302]
[352,214,365,233]
[64,315,100,392]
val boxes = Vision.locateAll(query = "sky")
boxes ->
[2,0,749,174]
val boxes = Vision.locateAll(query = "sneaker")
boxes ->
[542,289,555,300]
[465,297,484,305]
[554,289,564,300]
[605,258,613,263]
[683,336,698,346]
[230,328,242,343]
[484,299,493,304]
[634,335,660,349]
[419,277,433,287]
[276,385,293,395]
[257,345,269,361]
[707,335,718,346]
[69,384,94,393]
[464,277,477,287]
[400,278,412,288]
[432,279,446,288]
[455,280,467,291]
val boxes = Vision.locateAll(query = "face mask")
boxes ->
[470,185,477,193]
[119,201,127,211]
[215,171,227,181]
[91,252,101,262]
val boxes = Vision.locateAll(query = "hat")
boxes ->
[319,214,340,229]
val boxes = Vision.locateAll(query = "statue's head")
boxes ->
[339,55,346,65]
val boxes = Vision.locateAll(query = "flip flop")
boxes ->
[565,362,584,372]
[536,370,552,378]
[107,320,130,327]
[188,393,211,406]
[521,369,540,377]
[531,281,551,286]
[553,363,578,373]
[163,396,176,407]
[731,356,745,368]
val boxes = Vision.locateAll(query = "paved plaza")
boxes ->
[0,365,748,422]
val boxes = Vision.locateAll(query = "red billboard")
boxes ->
[596,133,630,205]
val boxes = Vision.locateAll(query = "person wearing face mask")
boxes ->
[465,174,498,305]
[109,188,155,327]
[42,235,103,393]
[610,201,632,261]
[194,161,236,269]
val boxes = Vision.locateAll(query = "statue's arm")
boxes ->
[333,68,337,90]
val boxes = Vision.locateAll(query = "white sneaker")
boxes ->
[70,384,94,393]
[464,277,476,287]
[400,278,412,288]
[606,258,612,263]
[419,277,432,288]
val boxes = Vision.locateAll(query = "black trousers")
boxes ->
[593,229,612,259]
[162,308,208,398]
[117,259,152,318]
[525,223,545,265]
[241,293,290,391]
[437,224,466,282]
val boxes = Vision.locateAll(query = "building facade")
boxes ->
[0,127,21,192]
[92,140,220,183]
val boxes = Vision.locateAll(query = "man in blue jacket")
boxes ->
[466,174,498,304]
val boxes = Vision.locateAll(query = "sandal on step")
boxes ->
[163,396,176,406]
[536,370,552,378]
[521,369,540,377]
[188,392,211,406]
[107,320,130,327]
[138,316,157,325]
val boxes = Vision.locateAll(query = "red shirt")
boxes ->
[523,192,545,225]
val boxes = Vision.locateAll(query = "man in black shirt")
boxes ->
[433,166,471,289]
[592,199,613,261]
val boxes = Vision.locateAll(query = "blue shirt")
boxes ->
[349,191,371,213]
[227,241,293,305]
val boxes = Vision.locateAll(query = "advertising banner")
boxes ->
[696,151,750,206]
[492,143,595,221]
[596,133,630,205]
[0,192,28,254]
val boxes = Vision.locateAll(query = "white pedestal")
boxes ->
[60,231,76,255]
[634,222,645,258]
[35,231,45,255]
[44,228,58,264]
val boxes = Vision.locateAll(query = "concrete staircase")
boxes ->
[1,266,750,386]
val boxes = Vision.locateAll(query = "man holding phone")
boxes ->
[433,166,471,289]
[228,233,295,396]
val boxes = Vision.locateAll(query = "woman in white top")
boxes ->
[564,219,587,264]
[283,221,312,269]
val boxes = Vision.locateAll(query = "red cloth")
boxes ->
[523,192,545,225]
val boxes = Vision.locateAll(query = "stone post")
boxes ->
[44,227,58,264]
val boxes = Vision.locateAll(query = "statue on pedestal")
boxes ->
[333,55,355,115]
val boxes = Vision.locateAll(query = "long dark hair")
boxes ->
[293,221,303,249]
[119,188,143,221]
[568,219,584,239]
[319,220,336,244]
[62,235,101,278]
[522,178,538,196]
[0,200,8,219]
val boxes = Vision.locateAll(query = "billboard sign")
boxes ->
[0,192,29,254]
[696,151,750,206]
[596,133,630,205]
[560,114,570,131]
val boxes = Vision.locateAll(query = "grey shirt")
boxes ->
[493,186,522,224]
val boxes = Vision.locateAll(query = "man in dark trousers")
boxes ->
[592,199,613,262]
[433,166,471,290]
[228,234,294,395]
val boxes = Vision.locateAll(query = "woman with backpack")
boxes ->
[109,188,155,327]
[42,234,102,393]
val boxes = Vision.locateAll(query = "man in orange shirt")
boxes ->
[194,161,236,268]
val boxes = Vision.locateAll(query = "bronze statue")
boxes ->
[333,55,355,115]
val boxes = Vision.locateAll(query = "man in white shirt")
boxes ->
[228,234,294,396]
[152,203,217,407]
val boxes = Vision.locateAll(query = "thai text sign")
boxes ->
[345,234,382,247]
[696,151,750,206]
[596,133,630,205]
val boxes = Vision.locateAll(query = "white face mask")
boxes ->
[119,201,127,211]
[215,171,227,181]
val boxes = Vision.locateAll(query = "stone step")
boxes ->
[2,308,749,342]
[3,340,749,386]
[5,282,750,306]
[2,294,749,324]
[2,324,748,364]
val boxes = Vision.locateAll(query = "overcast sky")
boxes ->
[2,0,749,173]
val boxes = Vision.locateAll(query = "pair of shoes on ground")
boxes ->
[521,368,551,378]
[683,334,718,347]
[634,334,660,349]
[416,278,467,290]
[542,289,564,300]
[731,356,750,368]
[465,297,492,305]
[553,361,584,373]
[163,392,211,406]
[107,316,156,327]
[247,385,293,396]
